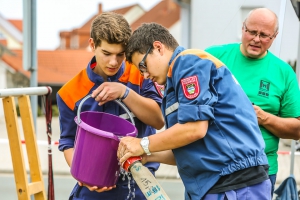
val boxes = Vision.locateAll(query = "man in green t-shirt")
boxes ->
[206,8,300,197]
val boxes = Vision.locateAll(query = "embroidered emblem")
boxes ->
[154,82,165,97]
[180,75,200,99]
[258,80,270,98]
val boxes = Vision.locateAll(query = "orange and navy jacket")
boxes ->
[56,56,162,171]
[162,46,268,199]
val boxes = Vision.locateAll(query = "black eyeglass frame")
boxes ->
[243,23,277,41]
[138,46,152,75]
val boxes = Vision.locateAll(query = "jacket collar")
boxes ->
[168,46,185,66]
[86,56,125,84]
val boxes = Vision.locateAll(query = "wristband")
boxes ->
[120,87,130,100]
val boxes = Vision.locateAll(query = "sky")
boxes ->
[0,0,161,50]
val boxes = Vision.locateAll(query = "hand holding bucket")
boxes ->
[71,94,137,188]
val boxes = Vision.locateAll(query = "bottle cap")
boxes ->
[122,156,142,172]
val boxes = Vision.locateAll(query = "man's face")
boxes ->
[90,39,125,79]
[131,48,168,85]
[240,14,277,59]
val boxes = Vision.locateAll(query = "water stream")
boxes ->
[120,165,136,200]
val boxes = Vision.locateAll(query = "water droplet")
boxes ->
[119,165,136,199]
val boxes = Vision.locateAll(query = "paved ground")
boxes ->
[0,116,299,199]
[0,173,185,200]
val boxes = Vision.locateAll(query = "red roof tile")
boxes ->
[0,39,7,46]
[2,1,180,87]
[8,19,23,32]
[79,4,137,33]
[2,49,94,85]
[131,1,180,31]
[59,4,138,49]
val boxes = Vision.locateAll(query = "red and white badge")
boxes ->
[180,75,200,99]
[154,82,165,97]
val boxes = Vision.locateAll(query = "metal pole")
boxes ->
[290,140,296,175]
[273,0,287,57]
[23,0,38,129]
[174,0,191,48]
[0,87,51,98]
[180,3,191,48]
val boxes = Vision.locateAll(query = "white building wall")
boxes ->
[0,27,22,49]
[124,6,145,25]
[190,0,299,62]
[0,60,7,118]
[4,35,22,49]
[0,60,9,89]
[0,15,23,49]
[169,20,182,45]
[277,1,299,62]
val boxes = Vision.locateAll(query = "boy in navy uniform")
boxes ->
[118,23,271,200]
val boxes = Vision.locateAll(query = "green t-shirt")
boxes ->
[206,43,300,175]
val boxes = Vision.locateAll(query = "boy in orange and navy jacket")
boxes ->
[56,12,164,200]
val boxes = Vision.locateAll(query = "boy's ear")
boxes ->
[89,38,95,51]
[153,41,164,55]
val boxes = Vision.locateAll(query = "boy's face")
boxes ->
[89,39,125,79]
[131,48,168,85]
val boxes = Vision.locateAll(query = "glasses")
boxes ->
[138,47,152,75]
[243,23,277,42]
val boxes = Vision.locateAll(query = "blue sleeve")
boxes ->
[172,55,217,123]
[56,93,77,151]
[141,79,162,106]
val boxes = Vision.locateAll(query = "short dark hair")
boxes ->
[125,23,179,63]
[90,12,132,48]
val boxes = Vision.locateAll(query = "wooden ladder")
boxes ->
[2,95,46,200]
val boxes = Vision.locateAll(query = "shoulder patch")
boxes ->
[154,82,165,97]
[180,75,200,99]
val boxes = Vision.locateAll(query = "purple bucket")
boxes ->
[70,95,137,187]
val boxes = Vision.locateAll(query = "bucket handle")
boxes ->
[76,94,135,126]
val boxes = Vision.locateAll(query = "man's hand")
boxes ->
[78,181,116,193]
[253,105,300,139]
[118,136,144,164]
[91,82,126,105]
[253,105,268,125]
